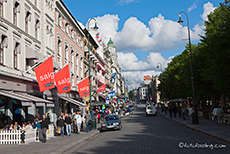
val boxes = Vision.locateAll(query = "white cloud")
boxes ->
[117,52,171,84]
[188,3,197,12]
[201,2,216,21]
[92,2,217,85]
[118,0,139,5]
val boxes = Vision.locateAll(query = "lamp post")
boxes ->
[86,18,98,120]
[156,62,163,102]
[178,11,199,124]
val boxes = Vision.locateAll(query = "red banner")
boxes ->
[34,56,55,92]
[97,84,106,93]
[54,65,71,94]
[77,77,90,98]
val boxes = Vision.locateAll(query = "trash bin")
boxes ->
[192,112,199,124]
[91,118,97,130]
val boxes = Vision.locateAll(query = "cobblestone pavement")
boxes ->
[65,104,230,154]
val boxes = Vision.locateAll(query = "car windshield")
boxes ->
[147,106,155,109]
[105,115,119,121]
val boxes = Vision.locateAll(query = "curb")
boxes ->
[158,111,230,143]
[50,130,100,154]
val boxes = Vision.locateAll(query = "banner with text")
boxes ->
[77,77,90,98]
[54,65,71,94]
[34,56,55,92]
[97,84,106,93]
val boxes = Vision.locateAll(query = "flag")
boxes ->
[144,75,152,81]
[54,65,71,94]
[97,84,106,93]
[96,32,99,39]
[77,77,90,98]
[98,38,102,43]
[111,72,117,79]
[34,56,55,92]
[108,90,115,97]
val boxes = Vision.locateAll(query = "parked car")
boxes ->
[146,105,157,116]
[100,115,122,131]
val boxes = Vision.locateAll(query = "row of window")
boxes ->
[0,35,20,70]
[57,13,83,49]
[0,1,40,39]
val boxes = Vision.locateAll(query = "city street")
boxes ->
[65,104,230,154]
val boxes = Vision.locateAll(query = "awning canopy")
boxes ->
[60,96,87,108]
[0,90,54,107]
[0,90,32,106]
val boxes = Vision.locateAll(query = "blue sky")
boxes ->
[63,0,223,87]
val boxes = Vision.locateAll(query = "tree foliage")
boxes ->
[160,0,230,101]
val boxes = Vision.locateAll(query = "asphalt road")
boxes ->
[65,104,230,154]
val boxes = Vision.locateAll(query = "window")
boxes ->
[71,29,74,38]
[14,42,20,69]
[65,22,69,34]
[70,48,74,64]
[57,38,61,56]
[58,14,62,27]
[25,11,31,33]
[0,0,3,17]
[34,0,37,7]
[0,42,3,65]
[64,42,68,62]
[75,34,79,45]
[35,19,40,39]
[13,1,20,25]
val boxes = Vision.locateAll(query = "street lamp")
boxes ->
[87,18,98,120]
[178,11,199,124]
[156,62,163,103]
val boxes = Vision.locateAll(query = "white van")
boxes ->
[146,105,157,116]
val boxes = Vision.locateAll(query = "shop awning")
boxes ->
[60,96,87,108]
[15,92,54,107]
[0,90,54,107]
[0,90,32,106]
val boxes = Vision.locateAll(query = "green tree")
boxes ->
[129,91,134,100]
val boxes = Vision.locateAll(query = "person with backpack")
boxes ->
[85,110,92,133]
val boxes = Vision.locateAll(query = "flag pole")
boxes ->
[21,55,54,76]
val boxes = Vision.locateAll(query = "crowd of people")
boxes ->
[161,102,225,126]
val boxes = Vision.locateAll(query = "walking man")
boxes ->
[85,111,92,133]
[65,114,72,136]
[40,114,48,143]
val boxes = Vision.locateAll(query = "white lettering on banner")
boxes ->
[80,86,89,92]
[40,72,54,81]
[57,78,70,85]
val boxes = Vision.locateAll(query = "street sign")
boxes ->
[106,97,109,104]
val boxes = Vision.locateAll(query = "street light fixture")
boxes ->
[156,62,163,102]
[178,11,199,124]
[87,18,98,121]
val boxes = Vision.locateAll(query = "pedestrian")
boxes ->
[81,114,84,131]
[75,111,82,134]
[13,121,21,130]
[57,115,65,137]
[85,110,92,133]
[65,113,72,136]
[182,106,188,120]
[39,114,48,143]
[187,105,193,120]
[217,107,223,126]
[178,105,182,118]
[72,112,77,133]
[34,117,41,141]
[169,105,173,118]
[97,112,101,124]
[212,105,218,123]
[172,105,177,118]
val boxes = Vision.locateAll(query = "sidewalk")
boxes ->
[158,110,230,143]
[0,127,100,154]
